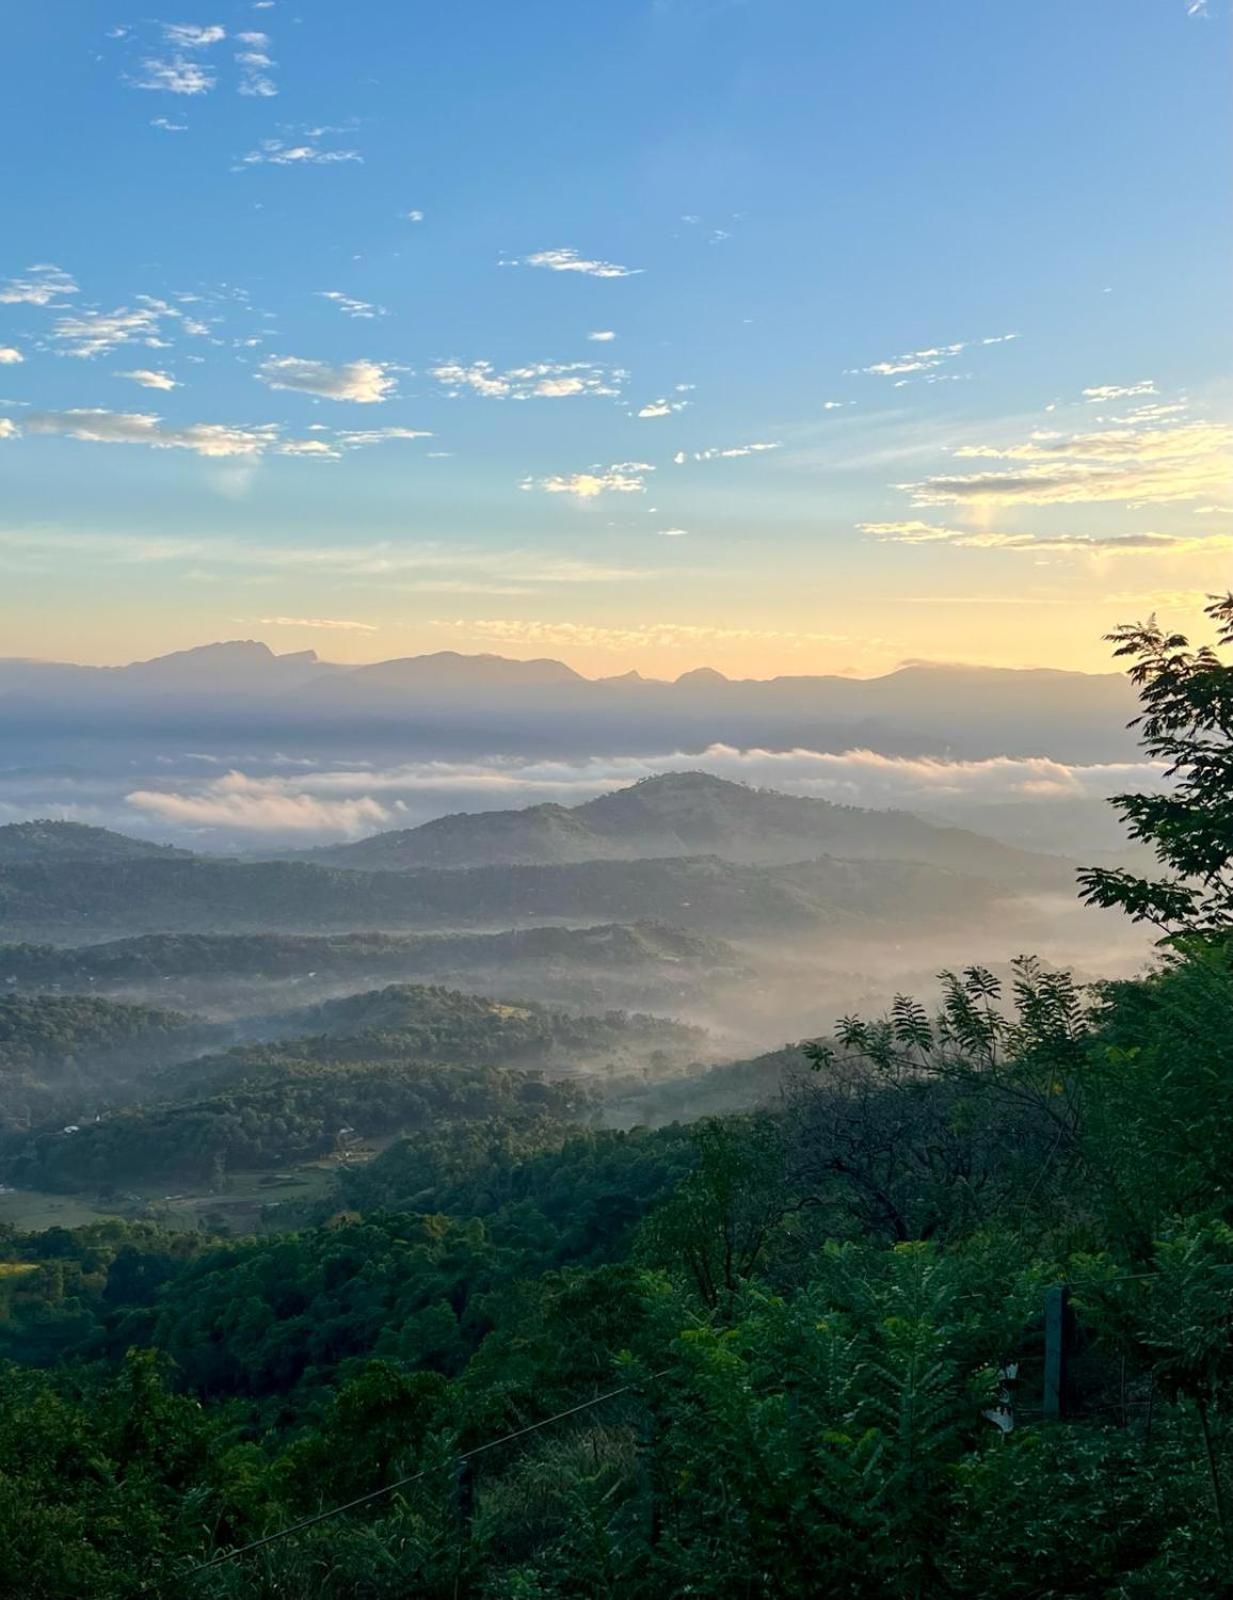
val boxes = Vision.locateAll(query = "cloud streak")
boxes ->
[513,248,642,278]
[256,356,397,403]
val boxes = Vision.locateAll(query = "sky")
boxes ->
[1,0,1230,680]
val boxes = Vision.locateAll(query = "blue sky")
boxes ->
[1,0,1229,675]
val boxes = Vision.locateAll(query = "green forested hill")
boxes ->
[0,849,1008,941]
[0,992,201,1133]
[0,921,736,989]
[0,820,187,865]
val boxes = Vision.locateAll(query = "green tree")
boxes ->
[1079,592,1233,940]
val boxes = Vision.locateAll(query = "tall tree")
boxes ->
[1079,593,1233,941]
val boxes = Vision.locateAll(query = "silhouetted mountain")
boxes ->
[0,642,1140,762]
[0,821,189,865]
[304,771,1068,882]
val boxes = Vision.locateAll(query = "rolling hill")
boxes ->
[0,849,1013,942]
[301,771,1070,881]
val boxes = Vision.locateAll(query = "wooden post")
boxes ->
[1043,1284,1070,1421]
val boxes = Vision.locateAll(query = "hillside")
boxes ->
[0,821,187,866]
[0,849,1011,941]
[303,771,1069,881]
[0,983,704,1191]
[0,921,735,989]
[155,981,708,1100]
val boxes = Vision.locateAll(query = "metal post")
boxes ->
[1043,1283,1070,1421]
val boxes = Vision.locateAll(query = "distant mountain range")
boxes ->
[300,770,1067,881]
[0,639,1140,761]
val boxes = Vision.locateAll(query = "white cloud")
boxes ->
[902,421,1233,508]
[277,439,340,459]
[858,519,1233,557]
[658,528,690,538]
[151,116,188,131]
[0,347,23,364]
[1082,380,1157,402]
[257,616,378,631]
[853,332,1019,379]
[524,461,654,498]
[240,137,361,167]
[256,355,397,403]
[161,23,226,48]
[0,264,78,306]
[588,330,616,342]
[318,290,387,319]
[406,209,424,222]
[131,56,217,94]
[128,771,393,836]
[22,408,280,458]
[0,419,17,441]
[514,247,642,279]
[636,397,689,419]
[235,30,277,96]
[333,427,433,448]
[687,441,782,462]
[431,359,623,401]
[118,368,179,390]
[52,296,188,359]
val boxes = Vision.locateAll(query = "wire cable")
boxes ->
[144,1367,669,1594]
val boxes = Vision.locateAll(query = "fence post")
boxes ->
[1043,1283,1071,1421]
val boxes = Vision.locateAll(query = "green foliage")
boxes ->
[1079,593,1233,939]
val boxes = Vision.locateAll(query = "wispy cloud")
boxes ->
[434,619,847,653]
[130,56,217,94]
[678,441,782,462]
[118,368,179,390]
[901,421,1232,507]
[522,461,654,497]
[852,332,1019,380]
[256,356,397,403]
[511,247,642,279]
[0,528,652,589]
[235,30,277,96]
[128,771,394,836]
[239,135,361,167]
[20,408,282,458]
[636,397,689,419]
[333,427,433,448]
[431,359,623,400]
[588,330,616,342]
[151,116,188,131]
[51,296,200,359]
[859,519,1233,556]
[1082,380,1157,402]
[162,23,227,49]
[256,616,378,631]
[0,264,78,307]
[318,290,387,319]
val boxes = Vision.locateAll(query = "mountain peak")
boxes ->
[674,666,729,686]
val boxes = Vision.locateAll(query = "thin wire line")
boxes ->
[145,1368,669,1594]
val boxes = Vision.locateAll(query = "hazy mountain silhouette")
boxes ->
[0,821,190,865]
[0,642,1140,762]
[302,770,1069,882]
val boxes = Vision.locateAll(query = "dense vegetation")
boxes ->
[0,922,735,992]
[1,598,1232,1598]
[0,985,702,1192]
[0,848,1006,941]
[0,994,200,1134]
